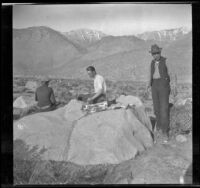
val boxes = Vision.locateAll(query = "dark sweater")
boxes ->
[35,85,56,107]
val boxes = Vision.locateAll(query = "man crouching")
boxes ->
[78,66,107,104]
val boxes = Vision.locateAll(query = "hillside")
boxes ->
[13,27,192,82]
[13,26,84,75]
[49,32,192,82]
[63,28,108,48]
[163,31,192,81]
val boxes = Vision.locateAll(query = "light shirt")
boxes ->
[153,61,161,79]
[94,74,107,94]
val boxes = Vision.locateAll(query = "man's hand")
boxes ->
[142,86,151,100]
[145,85,151,94]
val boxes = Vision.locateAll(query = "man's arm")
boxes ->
[35,91,38,101]
[146,63,152,89]
[165,62,171,82]
[91,88,103,100]
[87,89,103,104]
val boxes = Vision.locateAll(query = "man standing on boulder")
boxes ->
[146,44,171,143]
[78,66,107,104]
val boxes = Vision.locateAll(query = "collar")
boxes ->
[153,56,164,63]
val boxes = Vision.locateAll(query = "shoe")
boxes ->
[161,134,170,144]
[155,131,169,144]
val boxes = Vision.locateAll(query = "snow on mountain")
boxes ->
[62,28,108,47]
[136,27,191,42]
[13,26,192,82]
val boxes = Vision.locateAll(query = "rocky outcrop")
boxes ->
[14,99,153,165]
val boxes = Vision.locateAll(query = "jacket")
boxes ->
[150,56,170,86]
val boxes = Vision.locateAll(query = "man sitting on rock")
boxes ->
[78,66,107,104]
[35,76,57,112]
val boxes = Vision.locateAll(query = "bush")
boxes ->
[169,104,192,137]
[13,138,123,184]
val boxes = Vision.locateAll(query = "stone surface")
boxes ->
[116,95,143,107]
[13,96,37,109]
[67,108,153,165]
[14,99,153,165]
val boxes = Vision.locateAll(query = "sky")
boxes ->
[13,3,192,36]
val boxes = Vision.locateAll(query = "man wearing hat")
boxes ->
[35,76,57,112]
[146,44,171,143]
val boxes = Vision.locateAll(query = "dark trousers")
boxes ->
[38,104,57,112]
[151,78,170,135]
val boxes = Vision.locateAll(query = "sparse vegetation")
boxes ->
[13,76,192,184]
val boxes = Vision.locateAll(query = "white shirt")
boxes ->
[147,58,171,87]
[94,74,107,94]
[153,61,161,79]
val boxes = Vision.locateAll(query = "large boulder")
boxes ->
[14,99,153,165]
[13,96,37,109]
[14,100,85,162]
[116,95,152,132]
[67,108,153,165]
[13,96,29,109]
[13,96,39,120]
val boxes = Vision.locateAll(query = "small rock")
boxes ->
[176,135,187,143]
[25,81,38,92]
[13,108,22,120]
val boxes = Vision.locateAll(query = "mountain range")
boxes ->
[62,28,108,48]
[136,27,191,41]
[13,26,192,82]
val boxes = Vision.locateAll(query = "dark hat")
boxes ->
[149,44,162,53]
